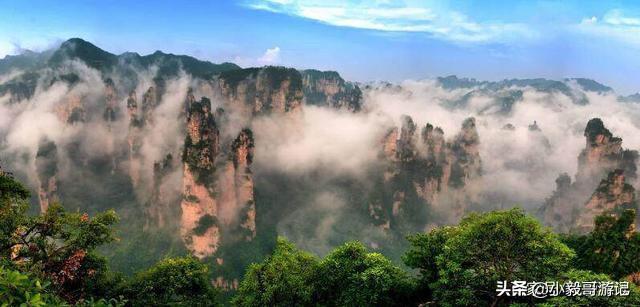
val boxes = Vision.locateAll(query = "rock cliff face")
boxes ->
[126,90,143,187]
[145,153,176,230]
[211,67,363,116]
[300,69,362,111]
[215,67,303,116]
[372,115,481,230]
[103,79,118,123]
[142,85,160,125]
[180,93,256,259]
[35,139,58,212]
[575,169,637,232]
[125,84,162,188]
[55,94,85,124]
[542,118,639,232]
[576,118,637,183]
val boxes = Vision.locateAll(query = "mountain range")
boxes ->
[1,38,639,288]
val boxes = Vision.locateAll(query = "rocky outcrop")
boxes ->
[448,118,481,188]
[381,128,398,162]
[145,154,176,230]
[55,94,85,124]
[103,78,118,123]
[180,95,220,258]
[300,69,362,111]
[126,90,142,127]
[124,84,164,188]
[126,90,143,187]
[542,118,639,232]
[212,67,363,116]
[226,128,256,239]
[576,118,637,183]
[575,169,637,232]
[141,86,159,125]
[35,139,58,212]
[372,115,481,230]
[180,94,256,259]
[215,67,303,116]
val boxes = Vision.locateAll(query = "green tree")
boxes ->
[1,169,120,303]
[0,266,66,306]
[0,170,31,258]
[121,257,220,306]
[7,203,119,302]
[406,209,574,306]
[564,209,640,279]
[314,241,414,306]
[233,237,318,307]
[403,226,458,303]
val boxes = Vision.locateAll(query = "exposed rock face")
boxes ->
[181,162,220,258]
[145,154,176,230]
[124,84,164,188]
[55,94,85,124]
[126,90,144,187]
[126,90,141,126]
[141,86,159,125]
[418,123,449,204]
[300,69,362,111]
[181,96,221,258]
[213,67,363,115]
[372,116,481,230]
[103,78,118,123]
[227,128,256,238]
[542,118,639,232]
[381,128,398,162]
[35,139,58,212]
[449,118,482,188]
[180,94,256,259]
[575,169,637,232]
[576,118,637,183]
[216,67,303,116]
[397,115,418,162]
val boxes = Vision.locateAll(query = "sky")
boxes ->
[0,0,639,94]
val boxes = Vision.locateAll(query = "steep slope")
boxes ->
[300,69,362,111]
[542,118,639,232]
[180,93,256,260]
[215,66,304,115]
[371,116,481,230]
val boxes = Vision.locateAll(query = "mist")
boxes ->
[2,55,640,258]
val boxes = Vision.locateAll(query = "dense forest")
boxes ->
[3,168,640,306]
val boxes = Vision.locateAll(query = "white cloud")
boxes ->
[234,46,282,67]
[577,9,640,48]
[257,46,281,65]
[244,0,538,44]
[0,41,16,58]
[603,9,640,26]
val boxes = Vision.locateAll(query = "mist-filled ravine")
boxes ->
[3,38,640,306]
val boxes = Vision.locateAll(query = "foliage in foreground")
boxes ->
[235,208,640,306]
[234,238,414,306]
[0,170,220,306]
[563,209,640,279]
[121,257,219,306]
[4,167,640,306]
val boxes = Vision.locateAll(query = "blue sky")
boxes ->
[0,0,639,94]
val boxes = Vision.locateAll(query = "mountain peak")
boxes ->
[567,78,613,93]
[50,38,117,70]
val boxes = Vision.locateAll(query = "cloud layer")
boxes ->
[577,9,640,48]
[245,0,537,44]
